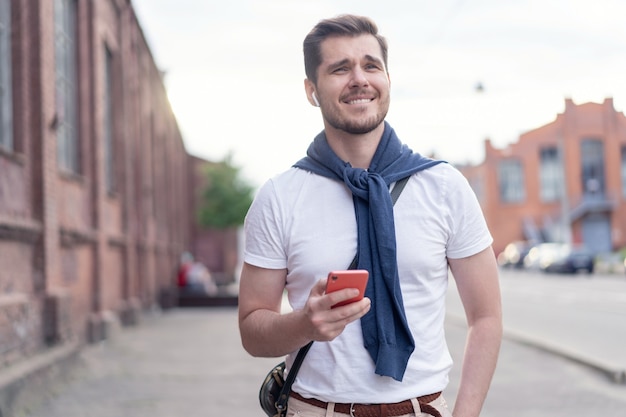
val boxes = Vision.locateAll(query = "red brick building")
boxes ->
[187,155,240,285]
[0,0,234,378]
[459,98,626,257]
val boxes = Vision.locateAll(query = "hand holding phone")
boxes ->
[325,270,369,308]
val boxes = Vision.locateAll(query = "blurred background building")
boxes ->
[0,0,237,373]
[459,98,626,257]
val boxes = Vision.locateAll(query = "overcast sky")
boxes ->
[131,0,626,189]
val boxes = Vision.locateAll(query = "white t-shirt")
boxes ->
[244,163,493,403]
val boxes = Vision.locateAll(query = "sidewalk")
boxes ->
[10,271,626,417]
[17,302,626,417]
[21,307,277,417]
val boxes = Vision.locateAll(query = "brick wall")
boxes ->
[0,0,215,368]
[459,98,626,256]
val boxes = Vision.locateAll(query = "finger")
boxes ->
[326,288,361,308]
[327,296,371,324]
[314,296,372,340]
[310,277,328,297]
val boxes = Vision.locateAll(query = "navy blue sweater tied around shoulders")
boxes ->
[293,122,444,381]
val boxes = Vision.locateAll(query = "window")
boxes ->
[55,0,79,172]
[580,139,605,197]
[539,147,562,202]
[103,46,115,192]
[498,159,525,203]
[621,146,626,198]
[0,0,12,151]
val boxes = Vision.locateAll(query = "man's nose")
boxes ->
[350,68,369,87]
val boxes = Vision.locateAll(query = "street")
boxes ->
[22,269,626,417]
[448,268,626,381]
[447,269,626,416]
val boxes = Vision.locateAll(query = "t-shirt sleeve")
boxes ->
[445,167,493,259]
[243,179,288,269]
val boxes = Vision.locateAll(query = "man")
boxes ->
[238,14,502,417]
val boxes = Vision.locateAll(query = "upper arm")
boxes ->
[238,262,288,325]
[448,246,502,325]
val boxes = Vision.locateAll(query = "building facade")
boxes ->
[459,98,626,257]
[0,0,223,372]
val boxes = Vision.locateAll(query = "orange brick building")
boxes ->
[459,98,626,257]
[0,0,237,384]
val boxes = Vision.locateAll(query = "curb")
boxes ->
[0,342,81,417]
[502,327,626,384]
[445,314,626,385]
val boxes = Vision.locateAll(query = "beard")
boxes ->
[322,95,390,135]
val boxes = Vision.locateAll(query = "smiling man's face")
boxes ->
[312,34,391,135]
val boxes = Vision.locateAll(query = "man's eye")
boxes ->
[333,67,348,73]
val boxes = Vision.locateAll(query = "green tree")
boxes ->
[197,156,254,229]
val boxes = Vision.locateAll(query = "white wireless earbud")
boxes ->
[312,93,320,107]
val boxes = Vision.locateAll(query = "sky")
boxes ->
[131,0,626,189]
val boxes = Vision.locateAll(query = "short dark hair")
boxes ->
[303,15,388,84]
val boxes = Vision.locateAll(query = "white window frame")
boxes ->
[539,147,562,202]
[54,0,79,172]
[498,159,525,204]
[103,45,115,192]
[0,0,12,151]
[620,145,626,199]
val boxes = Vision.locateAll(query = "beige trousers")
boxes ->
[286,394,454,417]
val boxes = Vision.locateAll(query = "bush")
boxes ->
[197,156,254,229]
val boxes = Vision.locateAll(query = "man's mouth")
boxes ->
[346,98,373,105]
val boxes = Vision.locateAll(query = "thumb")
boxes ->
[310,277,328,297]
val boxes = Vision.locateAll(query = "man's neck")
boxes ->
[323,123,385,169]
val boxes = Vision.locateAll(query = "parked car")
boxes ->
[497,241,532,269]
[530,243,595,274]
[523,243,562,271]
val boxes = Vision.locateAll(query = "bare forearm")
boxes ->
[240,308,313,357]
[452,316,502,417]
[238,264,371,358]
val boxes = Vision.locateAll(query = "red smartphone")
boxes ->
[325,270,369,308]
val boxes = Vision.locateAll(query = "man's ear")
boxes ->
[312,93,320,107]
[304,79,319,107]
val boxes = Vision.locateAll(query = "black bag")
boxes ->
[259,361,287,417]
[259,342,312,417]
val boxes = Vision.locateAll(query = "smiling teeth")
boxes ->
[348,99,372,104]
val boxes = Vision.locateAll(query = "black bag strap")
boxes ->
[274,341,313,414]
[274,175,411,414]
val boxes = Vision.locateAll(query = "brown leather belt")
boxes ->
[290,391,442,417]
